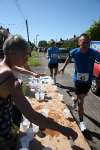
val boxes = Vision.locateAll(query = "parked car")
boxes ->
[58,48,69,63]
[90,41,100,94]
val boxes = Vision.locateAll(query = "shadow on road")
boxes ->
[83,129,100,141]
[56,83,75,91]
[84,113,100,128]
[56,83,75,97]
[83,113,100,141]
[56,83,100,148]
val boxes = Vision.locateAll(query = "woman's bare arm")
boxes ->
[4,71,77,140]
[13,66,39,77]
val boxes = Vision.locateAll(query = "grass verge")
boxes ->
[28,51,40,66]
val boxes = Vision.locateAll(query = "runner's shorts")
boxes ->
[48,63,58,69]
[74,81,91,95]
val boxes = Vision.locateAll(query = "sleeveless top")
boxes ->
[0,76,18,144]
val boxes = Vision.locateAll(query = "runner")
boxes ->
[59,33,100,131]
[47,40,59,84]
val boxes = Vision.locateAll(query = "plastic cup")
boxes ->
[63,108,71,118]
[32,124,39,133]
[40,92,45,100]
[35,92,40,100]
[22,117,30,131]
[59,94,64,102]
[22,123,29,131]
[41,108,49,117]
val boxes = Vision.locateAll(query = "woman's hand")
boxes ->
[32,72,40,78]
[32,72,46,78]
[38,73,46,76]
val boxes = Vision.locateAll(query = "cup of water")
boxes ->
[59,94,64,102]
[32,123,39,133]
[35,92,40,100]
[21,117,30,131]
[63,108,71,118]
[39,92,45,100]
[41,108,49,117]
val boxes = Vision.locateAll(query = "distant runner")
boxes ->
[47,40,59,84]
[59,33,100,131]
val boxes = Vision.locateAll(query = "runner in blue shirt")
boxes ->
[59,33,100,131]
[48,40,59,83]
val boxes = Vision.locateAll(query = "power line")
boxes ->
[13,0,30,42]
[0,22,15,27]
[14,0,26,21]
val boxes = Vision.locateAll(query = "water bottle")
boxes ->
[20,116,30,132]
[26,127,33,137]
[19,127,34,150]
[19,135,29,149]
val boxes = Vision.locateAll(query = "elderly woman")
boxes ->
[0,35,77,149]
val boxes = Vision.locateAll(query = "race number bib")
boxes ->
[77,73,89,81]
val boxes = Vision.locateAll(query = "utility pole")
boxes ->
[25,19,30,42]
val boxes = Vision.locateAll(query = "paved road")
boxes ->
[32,53,100,150]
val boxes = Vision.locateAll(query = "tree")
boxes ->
[28,41,36,53]
[38,40,48,48]
[29,41,35,48]
[62,39,78,49]
[86,20,100,41]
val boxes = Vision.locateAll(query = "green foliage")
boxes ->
[57,38,78,50]
[29,41,35,49]
[28,41,36,56]
[38,38,78,50]
[27,51,40,66]
[38,40,48,48]
[86,20,100,41]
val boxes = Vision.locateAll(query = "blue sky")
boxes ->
[0,0,100,43]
